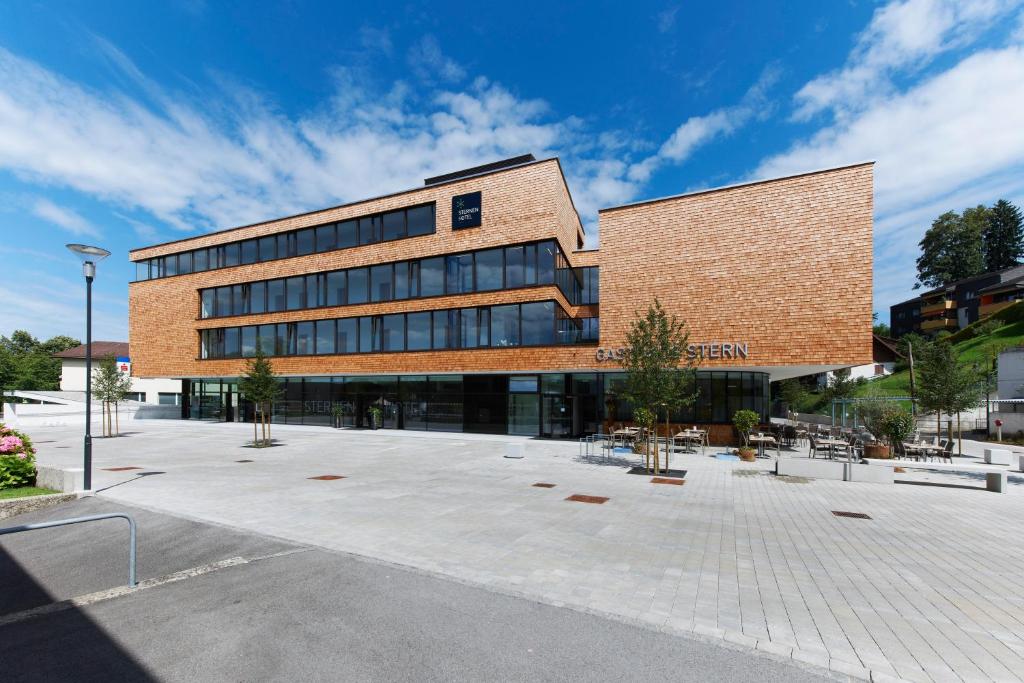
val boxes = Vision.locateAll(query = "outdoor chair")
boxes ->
[938,439,954,463]
[895,441,921,462]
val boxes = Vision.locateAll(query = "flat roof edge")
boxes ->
[597,161,876,213]
[129,157,563,258]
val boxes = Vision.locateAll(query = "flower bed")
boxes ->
[0,422,37,490]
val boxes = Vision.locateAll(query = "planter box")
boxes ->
[863,444,891,459]
[984,448,1010,465]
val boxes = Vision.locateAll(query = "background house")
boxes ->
[54,341,182,406]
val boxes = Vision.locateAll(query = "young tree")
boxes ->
[91,355,131,436]
[777,378,808,415]
[619,299,698,474]
[914,210,984,289]
[238,344,280,447]
[915,341,983,456]
[982,199,1024,272]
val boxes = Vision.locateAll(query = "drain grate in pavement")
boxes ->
[532,482,557,488]
[236,459,254,463]
[566,494,609,504]
[103,467,142,472]
[308,475,346,480]
[651,477,684,486]
[832,510,872,519]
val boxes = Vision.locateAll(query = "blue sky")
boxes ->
[1,0,1023,341]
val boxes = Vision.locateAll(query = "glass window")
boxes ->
[286,277,304,310]
[359,316,376,352]
[382,314,404,351]
[267,279,286,312]
[406,204,435,237]
[258,236,276,261]
[337,220,357,248]
[359,216,380,245]
[478,308,489,347]
[521,301,554,346]
[524,244,537,285]
[315,320,335,355]
[432,311,449,350]
[382,210,405,241]
[460,308,478,348]
[158,392,181,406]
[136,260,150,281]
[408,261,421,298]
[475,249,503,291]
[250,282,266,314]
[257,324,275,355]
[240,240,257,265]
[509,375,538,392]
[491,304,520,347]
[394,262,409,300]
[337,318,357,353]
[326,271,346,306]
[223,242,240,267]
[277,233,292,259]
[305,274,321,309]
[446,253,474,294]
[295,321,314,355]
[232,285,246,315]
[536,240,552,282]
[420,257,444,297]
[315,224,336,253]
[194,249,209,272]
[215,286,231,317]
[406,312,431,350]
[370,264,393,302]
[211,248,224,270]
[224,327,240,358]
[508,394,539,435]
[348,268,368,304]
[296,229,315,256]
[241,326,257,357]
[281,324,295,355]
[201,290,215,318]
[165,254,178,277]
[178,251,192,275]
[505,246,525,288]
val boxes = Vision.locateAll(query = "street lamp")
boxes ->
[67,243,111,491]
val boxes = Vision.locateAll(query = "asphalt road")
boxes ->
[1,499,831,682]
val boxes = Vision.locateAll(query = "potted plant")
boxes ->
[331,404,344,429]
[732,409,759,462]
[881,407,914,457]
[368,405,383,430]
[858,394,892,458]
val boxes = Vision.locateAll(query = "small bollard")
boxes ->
[504,443,525,459]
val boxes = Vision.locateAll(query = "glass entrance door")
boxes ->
[542,395,571,438]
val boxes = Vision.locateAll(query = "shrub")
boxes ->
[732,409,760,447]
[0,422,37,489]
[881,409,914,447]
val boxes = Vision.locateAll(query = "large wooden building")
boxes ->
[128,155,873,437]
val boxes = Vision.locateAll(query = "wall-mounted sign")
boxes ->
[595,343,750,362]
[452,191,482,229]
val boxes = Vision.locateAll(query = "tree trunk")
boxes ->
[907,343,916,416]
[266,404,272,445]
[253,407,258,447]
[664,410,671,472]
[115,401,119,436]
[652,425,660,475]
[936,410,940,447]
[956,413,962,458]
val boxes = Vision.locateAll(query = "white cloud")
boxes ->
[758,36,1024,318]
[794,0,1022,121]
[628,65,781,183]
[408,35,466,83]
[656,5,681,33]
[31,198,100,237]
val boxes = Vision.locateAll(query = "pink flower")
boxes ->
[0,435,23,453]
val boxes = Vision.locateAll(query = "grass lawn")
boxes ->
[0,486,60,501]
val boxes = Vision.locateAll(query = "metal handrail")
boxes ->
[0,512,137,587]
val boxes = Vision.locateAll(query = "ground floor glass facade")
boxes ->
[183,371,769,438]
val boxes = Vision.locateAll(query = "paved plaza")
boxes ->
[24,420,1024,682]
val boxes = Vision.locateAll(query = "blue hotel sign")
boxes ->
[452,191,482,229]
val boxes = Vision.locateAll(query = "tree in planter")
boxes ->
[632,406,656,470]
[368,405,384,430]
[881,408,914,454]
[732,409,760,461]
[91,355,132,437]
[619,299,698,475]
[915,340,983,457]
[238,345,280,447]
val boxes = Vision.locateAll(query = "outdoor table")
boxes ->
[673,430,706,454]
[814,437,849,460]
[748,434,779,459]
[612,428,638,448]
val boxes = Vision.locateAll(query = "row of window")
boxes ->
[135,203,436,281]
[198,240,576,318]
[199,301,597,359]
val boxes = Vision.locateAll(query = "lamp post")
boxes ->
[66,244,111,491]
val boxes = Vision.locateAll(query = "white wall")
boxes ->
[997,348,1024,400]
[59,358,182,404]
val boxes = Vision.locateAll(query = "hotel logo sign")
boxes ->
[452,191,482,229]
[595,342,749,362]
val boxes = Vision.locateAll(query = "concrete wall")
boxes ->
[997,348,1024,400]
[59,358,182,403]
[1,401,178,427]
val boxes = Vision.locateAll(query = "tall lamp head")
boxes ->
[66,243,111,278]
